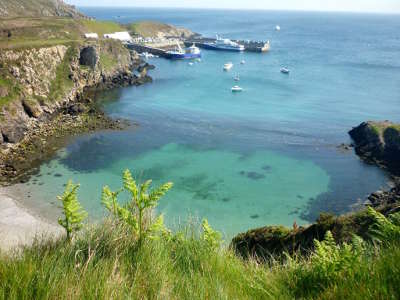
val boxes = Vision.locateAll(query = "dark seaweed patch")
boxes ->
[246,172,266,180]
[239,171,266,180]
[261,165,272,171]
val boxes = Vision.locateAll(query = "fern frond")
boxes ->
[123,169,138,200]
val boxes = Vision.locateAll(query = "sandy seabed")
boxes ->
[0,188,63,253]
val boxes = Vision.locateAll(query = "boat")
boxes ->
[167,42,202,60]
[234,74,240,81]
[223,62,233,71]
[280,67,290,74]
[240,60,246,64]
[275,25,281,31]
[188,62,194,66]
[231,85,243,92]
[139,52,151,59]
[203,35,245,52]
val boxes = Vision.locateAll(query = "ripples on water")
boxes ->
[14,9,400,238]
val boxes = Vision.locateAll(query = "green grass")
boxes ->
[0,18,84,50]
[0,219,398,299]
[47,45,78,103]
[0,75,22,109]
[99,52,118,72]
[81,20,125,37]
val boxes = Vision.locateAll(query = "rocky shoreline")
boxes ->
[0,41,154,185]
[0,101,129,185]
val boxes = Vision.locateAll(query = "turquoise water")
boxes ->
[14,9,400,238]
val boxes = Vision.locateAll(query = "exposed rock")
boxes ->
[337,143,353,151]
[0,45,68,98]
[79,46,98,68]
[22,99,43,118]
[1,121,27,143]
[0,86,8,98]
[0,0,86,18]
[138,63,155,73]
[66,102,87,115]
[231,203,400,260]
[349,121,400,174]
[367,183,400,207]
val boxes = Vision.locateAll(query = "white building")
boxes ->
[84,33,99,39]
[103,32,132,42]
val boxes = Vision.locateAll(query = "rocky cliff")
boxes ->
[349,121,400,175]
[0,0,85,18]
[0,39,152,182]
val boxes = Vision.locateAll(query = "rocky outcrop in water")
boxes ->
[349,121,400,175]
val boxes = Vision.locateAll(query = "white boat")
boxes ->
[204,35,245,52]
[188,62,194,66]
[280,67,290,74]
[166,42,202,60]
[223,62,233,71]
[234,74,240,81]
[139,52,150,59]
[240,60,246,64]
[275,25,281,31]
[231,85,243,92]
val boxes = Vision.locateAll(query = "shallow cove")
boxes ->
[9,9,400,239]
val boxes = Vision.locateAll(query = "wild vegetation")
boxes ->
[0,171,399,299]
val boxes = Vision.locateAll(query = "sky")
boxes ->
[66,0,400,14]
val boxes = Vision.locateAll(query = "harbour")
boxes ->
[125,35,270,59]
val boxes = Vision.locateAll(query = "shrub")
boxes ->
[367,206,400,245]
[201,219,222,250]
[58,181,87,241]
[287,231,365,297]
[101,169,173,243]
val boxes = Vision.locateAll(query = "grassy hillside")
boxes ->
[0,17,129,49]
[81,19,125,36]
[128,21,195,38]
[0,0,84,18]
[0,216,399,299]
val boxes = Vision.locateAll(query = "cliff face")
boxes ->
[0,40,149,145]
[349,121,400,175]
[0,0,85,18]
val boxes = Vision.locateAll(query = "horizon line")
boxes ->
[74,5,400,15]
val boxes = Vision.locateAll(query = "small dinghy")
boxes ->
[280,67,290,74]
[240,60,246,64]
[234,74,240,81]
[223,62,233,71]
[231,85,243,92]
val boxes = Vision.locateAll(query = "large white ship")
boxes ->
[203,35,245,52]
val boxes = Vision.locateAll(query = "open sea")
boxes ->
[10,8,400,238]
